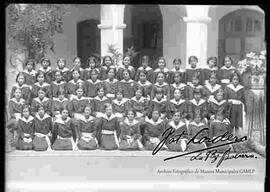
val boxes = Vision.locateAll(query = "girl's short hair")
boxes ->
[86,56,97,67]
[36,71,45,79]
[56,58,66,66]
[107,67,116,75]
[73,56,81,63]
[125,109,136,117]
[16,72,25,83]
[156,71,165,78]
[102,55,113,65]
[193,88,202,95]
[230,71,241,82]
[21,104,30,113]
[155,87,164,95]
[38,87,46,94]
[75,85,84,92]
[123,69,131,77]
[90,68,99,75]
[115,87,124,96]
[215,88,224,97]
[37,104,45,111]
[40,58,51,66]
[207,57,217,65]
[158,57,166,66]
[84,104,92,112]
[24,59,36,69]
[60,107,69,114]
[224,56,233,63]
[97,84,105,92]
[104,103,112,110]
[188,56,198,64]
[72,69,81,77]
[173,58,182,65]
[135,87,145,97]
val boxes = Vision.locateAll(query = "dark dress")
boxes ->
[16,116,35,150]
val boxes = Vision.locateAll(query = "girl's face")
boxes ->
[174,90,181,100]
[216,92,223,101]
[152,111,160,121]
[38,108,45,117]
[91,71,98,80]
[72,71,80,79]
[61,110,69,119]
[127,111,135,121]
[37,74,45,83]
[55,72,62,82]
[57,59,65,69]
[88,59,96,69]
[17,75,25,85]
[208,59,216,68]
[123,57,130,67]
[38,91,45,99]
[157,73,165,83]
[190,58,197,68]
[192,77,199,86]
[22,108,30,118]
[76,89,83,97]
[105,57,112,66]
[42,60,49,68]
[73,58,81,68]
[156,93,163,100]
[84,107,91,116]
[194,93,201,101]
[224,57,232,68]
[108,69,115,79]
[158,59,166,69]
[232,76,239,85]
[14,89,22,99]
[173,112,181,122]
[139,73,147,82]
[135,89,142,98]
[174,60,181,70]
[116,92,123,100]
[26,62,33,71]
[98,88,104,97]
[174,75,181,83]
[123,71,130,80]
[209,76,217,85]
[105,106,113,116]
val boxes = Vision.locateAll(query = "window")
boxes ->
[246,18,253,32]
[225,19,233,32]
[254,20,262,32]
[234,17,242,32]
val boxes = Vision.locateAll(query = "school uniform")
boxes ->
[119,118,143,150]
[168,68,186,84]
[165,120,188,152]
[208,118,232,152]
[52,117,77,150]
[33,113,53,151]
[53,67,70,82]
[92,96,111,117]
[143,117,167,150]
[8,98,25,120]
[10,84,32,105]
[187,98,208,120]
[152,68,169,83]
[186,120,208,152]
[129,96,149,118]
[135,66,154,82]
[31,97,52,116]
[116,66,136,80]
[218,66,236,86]
[85,79,103,98]
[97,113,120,150]
[38,67,53,84]
[103,78,119,99]
[51,97,70,117]
[207,97,231,120]
[118,79,137,98]
[135,80,153,99]
[68,96,90,119]
[202,66,218,85]
[224,84,245,128]
[185,67,203,85]
[186,84,206,100]
[203,83,222,100]
[32,82,51,98]
[22,69,37,85]
[148,97,167,118]
[66,79,87,99]
[50,81,67,98]
[77,115,98,150]
[150,82,170,100]
[111,98,130,119]
[166,98,188,120]
[170,82,188,99]
[16,116,35,150]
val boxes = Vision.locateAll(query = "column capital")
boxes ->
[97,24,113,30]
[183,17,212,23]
[115,24,126,29]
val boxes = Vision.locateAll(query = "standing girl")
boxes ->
[111,88,130,120]
[38,58,53,84]
[148,88,167,119]
[8,88,25,121]
[135,55,153,82]
[22,59,37,85]
[32,71,51,98]
[152,57,169,83]
[117,55,136,80]
[185,56,203,85]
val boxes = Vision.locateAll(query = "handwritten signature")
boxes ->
[152,127,257,167]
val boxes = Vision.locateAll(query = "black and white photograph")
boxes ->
[5,4,266,191]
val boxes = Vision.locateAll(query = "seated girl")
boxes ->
[150,72,170,100]
[69,57,85,81]
[129,87,149,120]
[204,71,221,100]
[66,69,86,100]
[52,88,70,119]
[118,69,137,99]
[31,88,52,116]
[219,56,237,87]
[203,56,219,85]
[119,109,143,150]
[100,55,116,80]
[50,70,67,98]
[92,85,110,118]
[103,67,119,100]
[186,73,206,100]
[135,70,152,99]
[111,88,130,121]
[148,88,167,119]
[85,69,103,99]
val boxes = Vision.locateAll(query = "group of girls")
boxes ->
[6,54,246,152]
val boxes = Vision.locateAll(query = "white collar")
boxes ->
[104,78,118,83]
[203,66,218,70]
[112,98,129,105]
[52,81,66,85]
[152,97,167,103]
[213,118,230,124]
[39,67,52,72]
[186,66,201,70]
[154,68,168,73]
[120,79,134,83]
[94,96,108,101]
[220,66,235,70]
[10,98,25,104]
[87,79,101,84]
[171,68,185,72]
[131,96,146,103]
[121,65,134,71]
[34,82,50,87]
[70,67,84,71]
[23,69,37,75]
[190,98,205,106]
[53,97,69,102]
[56,67,69,72]
[79,115,94,123]
[189,121,206,127]
[101,113,116,121]
[168,120,186,129]
[20,116,34,123]
[35,113,51,121]
[154,82,168,87]
[204,83,221,93]
[15,84,32,89]
[188,84,202,89]
[72,96,87,101]
[54,117,71,124]
[34,97,49,103]
[85,67,99,71]
[138,66,152,71]
[171,83,186,89]
[123,118,139,126]
[69,79,84,84]
[169,98,185,105]
[208,96,226,106]
[145,117,163,125]
[137,80,152,86]
[226,84,244,92]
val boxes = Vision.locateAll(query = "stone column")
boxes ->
[183,5,211,69]
[98,4,126,59]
